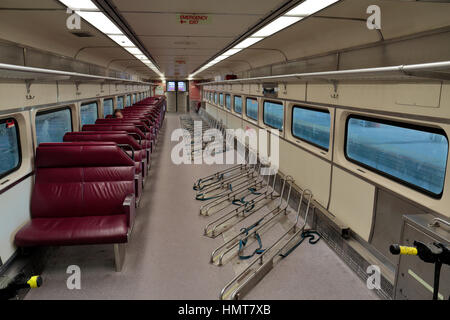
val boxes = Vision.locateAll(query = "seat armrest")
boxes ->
[123,194,136,232]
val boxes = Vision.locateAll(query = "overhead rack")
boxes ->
[0,63,156,86]
[198,61,450,85]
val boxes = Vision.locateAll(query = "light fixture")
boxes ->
[76,11,122,34]
[285,0,340,16]
[252,16,301,37]
[190,1,341,79]
[57,0,163,78]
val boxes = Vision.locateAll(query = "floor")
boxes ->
[25,113,379,300]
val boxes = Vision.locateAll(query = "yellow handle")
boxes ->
[27,276,42,289]
[399,246,418,255]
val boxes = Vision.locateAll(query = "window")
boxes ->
[133,94,136,104]
[126,95,131,107]
[226,94,231,110]
[80,101,98,126]
[36,107,72,145]
[0,118,21,179]
[219,93,224,106]
[103,98,114,117]
[117,96,124,109]
[246,98,258,121]
[214,93,218,104]
[263,101,284,130]
[234,96,242,114]
[292,106,330,150]
[346,116,448,197]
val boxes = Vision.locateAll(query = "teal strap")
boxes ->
[231,187,261,212]
[193,174,224,191]
[238,218,265,260]
[279,230,321,258]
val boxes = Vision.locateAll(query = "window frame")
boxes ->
[344,114,449,199]
[225,94,231,110]
[80,101,99,126]
[291,105,331,152]
[263,100,284,131]
[0,117,22,180]
[103,98,114,117]
[36,106,73,145]
[234,95,242,114]
[245,97,259,121]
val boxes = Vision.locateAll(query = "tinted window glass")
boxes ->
[226,95,231,110]
[292,107,330,150]
[346,116,448,196]
[264,101,284,130]
[0,118,20,178]
[246,98,258,120]
[133,94,136,104]
[219,93,224,106]
[214,93,218,104]
[126,95,131,107]
[80,102,98,126]
[103,99,114,117]
[36,108,72,145]
[234,96,242,114]
[117,96,124,109]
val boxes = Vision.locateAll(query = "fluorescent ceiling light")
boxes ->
[285,0,340,16]
[252,16,301,37]
[124,47,143,55]
[58,0,97,10]
[222,48,243,56]
[108,34,135,47]
[233,37,264,49]
[134,54,148,60]
[77,11,122,34]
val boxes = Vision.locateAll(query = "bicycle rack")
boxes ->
[195,163,261,201]
[210,176,294,266]
[219,188,314,300]
[203,173,279,238]
[193,164,248,191]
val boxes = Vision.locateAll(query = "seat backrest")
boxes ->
[63,131,143,150]
[31,142,135,220]
[82,124,146,140]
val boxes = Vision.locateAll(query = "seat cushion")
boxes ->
[15,215,128,247]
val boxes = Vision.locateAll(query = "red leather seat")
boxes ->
[15,142,136,248]
[63,132,147,205]
[82,124,151,167]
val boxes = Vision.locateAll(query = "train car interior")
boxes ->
[0,0,449,303]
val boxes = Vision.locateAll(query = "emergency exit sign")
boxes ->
[177,14,211,25]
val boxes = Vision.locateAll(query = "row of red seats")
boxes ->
[14,96,166,271]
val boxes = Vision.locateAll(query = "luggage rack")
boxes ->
[219,186,315,300]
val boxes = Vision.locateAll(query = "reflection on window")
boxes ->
[36,108,72,145]
[234,96,242,114]
[80,102,98,126]
[133,94,136,104]
[103,99,114,117]
[346,117,448,196]
[292,107,330,150]
[264,101,284,130]
[0,118,20,178]
[126,95,131,107]
[226,95,231,110]
[219,93,224,106]
[214,93,218,104]
[117,96,124,109]
[246,98,258,120]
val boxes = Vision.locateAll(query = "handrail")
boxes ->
[198,61,450,85]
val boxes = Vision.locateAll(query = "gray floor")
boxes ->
[25,113,379,300]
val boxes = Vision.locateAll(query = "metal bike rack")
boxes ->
[193,163,248,191]
[210,176,294,265]
[203,173,279,238]
[199,173,265,216]
[195,163,261,201]
[219,188,314,300]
